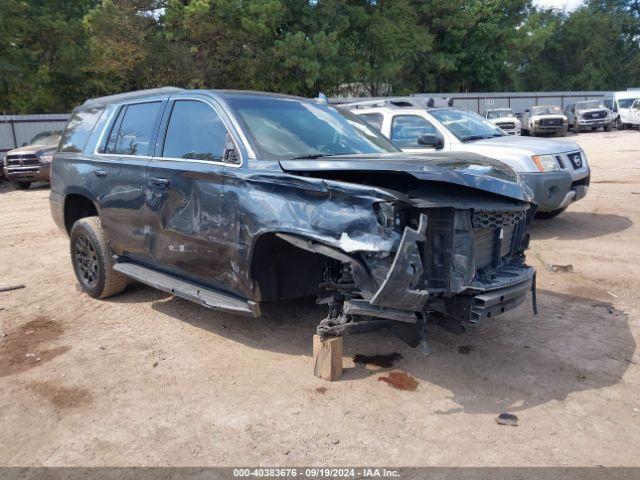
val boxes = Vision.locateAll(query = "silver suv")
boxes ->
[344,97,589,218]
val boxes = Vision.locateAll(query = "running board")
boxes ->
[113,262,260,318]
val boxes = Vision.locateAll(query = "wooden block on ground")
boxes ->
[313,334,343,381]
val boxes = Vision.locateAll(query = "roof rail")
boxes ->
[82,87,184,106]
[343,96,453,109]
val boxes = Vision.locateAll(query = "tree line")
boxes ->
[1,0,639,114]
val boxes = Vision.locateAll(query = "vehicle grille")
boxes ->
[496,122,516,130]
[540,118,563,126]
[583,110,607,119]
[6,154,40,166]
[472,210,525,270]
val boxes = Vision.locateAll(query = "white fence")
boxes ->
[0,114,70,159]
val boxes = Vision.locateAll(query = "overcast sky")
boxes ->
[534,0,584,11]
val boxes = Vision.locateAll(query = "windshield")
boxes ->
[487,110,514,119]
[429,108,506,142]
[618,98,638,109]
[225,96,398,159]
[532,106,562,115]
[28,131,61,146]
[576,101,604,110]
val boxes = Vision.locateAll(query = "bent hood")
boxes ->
[468,135,580,156]
[279,152,531,202]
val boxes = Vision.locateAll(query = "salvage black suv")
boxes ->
[51,88,536,345]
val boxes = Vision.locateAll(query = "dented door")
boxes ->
[144,97,233,292]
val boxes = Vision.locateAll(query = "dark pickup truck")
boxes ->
[50,88,536,346]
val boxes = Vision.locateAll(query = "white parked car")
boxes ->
[483,108,521,135]
[344,97,589,218]
[603,91,640,129]
[520,105,568,136]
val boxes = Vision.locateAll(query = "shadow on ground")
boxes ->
[531,211,632,241]
[0,181,50,193]
[116,283,636,414]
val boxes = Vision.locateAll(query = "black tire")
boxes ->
[604,123,612,132]
[11,181,31,190]
[616,118,625,130]
[536,207,567,220]
[70,216,128,299]
[521,128,529,136]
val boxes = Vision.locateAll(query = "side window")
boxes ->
[390,115,437,148]
[162,100,229,162]
[59,106,105,153]
[358,113,383,132]
[105,101,161,156]
[604,99,613,110]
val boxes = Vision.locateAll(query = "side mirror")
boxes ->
[417,134,443,148]
[223,133,239,164]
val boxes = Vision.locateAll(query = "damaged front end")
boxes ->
[278,192,536,346]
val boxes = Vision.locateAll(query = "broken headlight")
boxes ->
[373,201,400,229]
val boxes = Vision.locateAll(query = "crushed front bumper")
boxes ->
[349,213,534,325]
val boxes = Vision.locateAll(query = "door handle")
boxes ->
[150,177,170,188]
[94,169,107,177]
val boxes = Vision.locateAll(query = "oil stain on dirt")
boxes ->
[378,372,419,391]
[0,317,70,377]
[24,381,93,410]
[353,353,403,369]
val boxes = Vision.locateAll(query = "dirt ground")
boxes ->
[1,130,639,467]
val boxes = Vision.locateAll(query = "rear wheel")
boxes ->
[70,216,128,299]
[536,207,567,220]
[11,181,31,190]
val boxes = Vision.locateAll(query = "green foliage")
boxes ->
[1,0,640,113]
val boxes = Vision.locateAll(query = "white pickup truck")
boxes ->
[344,97,590,218]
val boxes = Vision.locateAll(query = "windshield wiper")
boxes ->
[461,135,488,142]
[290,153,337,160]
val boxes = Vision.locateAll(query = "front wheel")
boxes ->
[536,207,567,220]
[616,118,625,130]
[70,216,129,299]
[11,181,31,190]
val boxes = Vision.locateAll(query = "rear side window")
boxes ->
[358,113,383,132]
[162,100,228,161]
[105,101,161,156]
[391,115,437,148]
[59,107,105,153]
